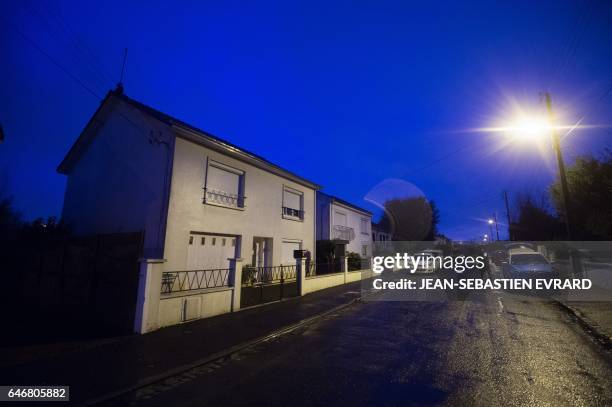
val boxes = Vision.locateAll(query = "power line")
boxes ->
[6,17,174,146]
[404,139,483,176]
[38,0,116,86]
[6,17,103,100]
[21,1,113,93]
[546,0,596,90]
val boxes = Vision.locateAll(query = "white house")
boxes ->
[316,192,373,259]
[58,89,320,331]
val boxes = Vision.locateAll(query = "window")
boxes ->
[204,160,245,208]
[189,236,194,245]
[362,245,368,257]
[201,237,205,245]
[360,218,369,235]
[334,211,347,226]
[282,187,304,220]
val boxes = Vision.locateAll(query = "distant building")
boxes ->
[316,192,373,258]
[372,222,392,243]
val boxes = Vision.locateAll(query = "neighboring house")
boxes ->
[372,222,392,243]
[316,192,372,259]
[58,89,320,328]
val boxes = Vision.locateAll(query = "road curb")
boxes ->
[555,300,612,352]
[80,294,364,406]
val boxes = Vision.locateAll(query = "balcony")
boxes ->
[332,225,355,241]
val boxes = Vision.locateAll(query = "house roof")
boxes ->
[57,90,321,190]
[318,191,373,216]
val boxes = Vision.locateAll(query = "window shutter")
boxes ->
[283,189,301,210]
[207,165,240,195]
[334,211,347,226]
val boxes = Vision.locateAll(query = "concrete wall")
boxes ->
[303,269,367,294]
[346,270,364,283]
[158,288,233,328]
[61,98,173,258]
[303,272,346,294]
[164,137,316,271]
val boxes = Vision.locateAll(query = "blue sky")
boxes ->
[1,0,611,240]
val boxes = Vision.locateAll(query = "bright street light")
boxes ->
[477,93,578,239]
[488,219,494,225]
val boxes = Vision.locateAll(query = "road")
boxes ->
[98,281,612,407]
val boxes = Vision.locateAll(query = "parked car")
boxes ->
[413,250,442,273]
[503,249,554,278]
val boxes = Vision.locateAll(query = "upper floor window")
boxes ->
[282,187,304,220]
[204,160,245,209]
[360,218,370,235]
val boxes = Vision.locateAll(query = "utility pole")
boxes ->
[544,92,572,240]
[503,190,512,241]
[494,212,500,241]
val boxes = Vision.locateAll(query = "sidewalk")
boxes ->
[0,281,365,405]
[562,301,612,342]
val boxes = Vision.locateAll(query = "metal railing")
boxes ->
[242,265,297,286]
[203,188,246,208]
[307,261,340,277]
[161,269,230,294]
[332,225,355,241]
[282,207,304,219]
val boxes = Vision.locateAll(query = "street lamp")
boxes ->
[483,93,574,239]
[488,215,500,241]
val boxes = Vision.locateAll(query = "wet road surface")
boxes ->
[100,288,612,406]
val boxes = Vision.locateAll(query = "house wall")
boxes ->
[61,99,173,258]
[163,136,316,271]
[330,202,372,257]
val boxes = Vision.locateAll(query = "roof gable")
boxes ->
[57,91,321,190]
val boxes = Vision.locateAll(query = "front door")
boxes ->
[252,237,273,267]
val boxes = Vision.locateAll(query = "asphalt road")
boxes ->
[100,287,612,407]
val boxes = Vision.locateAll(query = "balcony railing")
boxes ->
[282,207,304,219]
[332,225,355,241]
[161,269,230,294]
[203,188,245,208]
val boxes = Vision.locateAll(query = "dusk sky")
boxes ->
[2,0,611,241]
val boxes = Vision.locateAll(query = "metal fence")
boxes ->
[307,260,340,277]
[161,269,230,294]
[242,265,296,286]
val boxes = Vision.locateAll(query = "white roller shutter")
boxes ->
[334,211,347,226]
[207,164,240,195]
[283,189,302,210]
